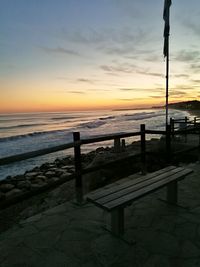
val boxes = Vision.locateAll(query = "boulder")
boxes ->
[45,171,55,178]
[60,172,71,180]
[25,172,38,179]
[36,175,47,182]
[0,183,15,193]
[5,188,22,199]
[17,181,31,190]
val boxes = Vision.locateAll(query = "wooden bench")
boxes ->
[86,166,193,236]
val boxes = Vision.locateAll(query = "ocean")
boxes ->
[0,108,191,180]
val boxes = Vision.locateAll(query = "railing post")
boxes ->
[121,139,126,151]
[185,116,187,143]
[194,117,197,127]
[114,138,121,153]
[140,124,146,174]
[170,118,174,138]
[166,124,171,163]
[73,132,83,204]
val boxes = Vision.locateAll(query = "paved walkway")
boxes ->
[1,162,200,266]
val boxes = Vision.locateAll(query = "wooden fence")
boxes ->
[0,117,200,206]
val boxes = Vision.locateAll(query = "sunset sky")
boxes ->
[1,0,200,113]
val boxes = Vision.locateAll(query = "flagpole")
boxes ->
[165,37,169,128]
[163,0,171,129]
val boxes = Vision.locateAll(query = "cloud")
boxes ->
[116,97,144,101]
[100,63,136,74]
[183,21,200,37]
[40,46,81,56]
[65,27,148,47]
[170,91,187,97]
[190,63,200,73]
[173,84,197,91]
[68,91,86,94]
[149,95,163,99]
[191,79,200,83]
[136,70,163,77]
[119,87,163,93]
[100,62,163,78]
[76,78,97,84]
[174,50,200,62]
[173,74,189,78]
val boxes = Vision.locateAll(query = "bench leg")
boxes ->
[111,208,124,236]
[167,181,178,204]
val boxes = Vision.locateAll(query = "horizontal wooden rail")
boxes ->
[145,130,166,135]
[81,131,141,145]
[0,142,74,165]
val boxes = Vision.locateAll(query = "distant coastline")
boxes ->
[112,107,154,111]
[153,100,200,111]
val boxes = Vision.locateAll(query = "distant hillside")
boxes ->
[168,100,200,110]
[154,100,200,110]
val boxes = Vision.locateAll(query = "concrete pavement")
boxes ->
[1,162,200,266]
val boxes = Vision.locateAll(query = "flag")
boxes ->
[163,0,171,57]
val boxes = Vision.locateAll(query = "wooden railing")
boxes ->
[0,119,200,207]
[170,116,200,132]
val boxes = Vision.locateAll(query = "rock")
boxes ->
[66,167,75,174]
[0,183,15,193]
[51,177,60,183]
[5,188,22,198]
[55,168,66,176]
[17,181,31,190]
[25,172,38,179]
[40,163,51,170]
[30,182,47,190]
[32,166,40,172]
[60,173,70,179]
[61,166,75,173]
[45,171,55,178]
[36,175,47,182]
[96,147,105,153]
[14,174,25,181]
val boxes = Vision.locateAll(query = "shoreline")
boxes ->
[0,138,166,232]
[1,111,200,233]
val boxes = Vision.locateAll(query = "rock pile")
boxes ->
[0,156,75,202]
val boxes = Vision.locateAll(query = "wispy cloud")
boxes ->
[64,27,148,47]
[183,20,200,37]
[191,79,200,83]
[100,63,136,74]
[68,91,86,94]
[116,98,144,101]
[119,87,163,92]
[174,50,200,62]
[149,95,163,99]
[173,84,197,91]
[100,62,163,78]
[136,70,163,77]
[190,63,200,73]
[173,74,189,78]
[76,78,97,84]
[40,46,81,57]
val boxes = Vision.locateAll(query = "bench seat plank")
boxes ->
[95,167,185,206]
[87,167,192,211]
[104,168,192,210]
[87,166,176,201]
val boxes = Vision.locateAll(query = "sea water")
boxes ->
[0,108,191,180]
